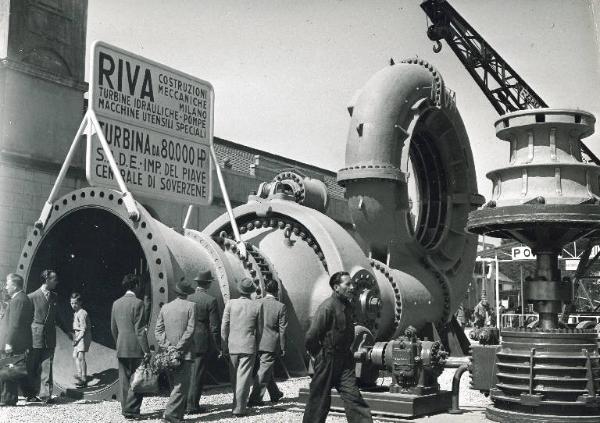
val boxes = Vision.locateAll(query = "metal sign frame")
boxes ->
[36,42,246,258]
[35,108,141,228]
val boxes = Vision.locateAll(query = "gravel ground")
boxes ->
[0,367,491,423]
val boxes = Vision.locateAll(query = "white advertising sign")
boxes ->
[86,41,213,205]
[564,259,580,271]
[512,246,536,260]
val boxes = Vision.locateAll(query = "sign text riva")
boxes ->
[86,41,213,205]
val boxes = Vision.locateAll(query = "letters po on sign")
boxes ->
[511,246,536,260]
[86,41,214,205]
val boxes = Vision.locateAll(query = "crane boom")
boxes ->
[420,0,600,165]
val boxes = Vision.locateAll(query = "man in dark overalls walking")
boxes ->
[302,271,373,423]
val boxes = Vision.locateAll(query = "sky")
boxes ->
[86,0,600,197]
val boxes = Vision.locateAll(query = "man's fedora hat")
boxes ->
[194,270,214,284]
[238,278,255,295]
[174,279,195,296]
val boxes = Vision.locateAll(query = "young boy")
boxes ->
[71,292,91,387]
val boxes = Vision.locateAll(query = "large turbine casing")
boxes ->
[16,60,482,401]
[203,193,395,343]
[339,59,482,324]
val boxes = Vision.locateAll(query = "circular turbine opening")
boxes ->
[26,208,150,398]
[407,129,448,250]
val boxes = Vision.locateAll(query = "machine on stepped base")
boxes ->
[422,1,600,420]
[468,109,600,422]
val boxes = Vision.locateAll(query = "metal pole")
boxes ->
[207,90,246,259]
[35,111,90,229]
[183,205,194,229]
[495,254,500,330]
[88,111,140,221]
[449,363,469,414]
[210,144,246,258]
[520,264,524,326]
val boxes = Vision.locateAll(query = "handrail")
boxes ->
[499,312,600,328]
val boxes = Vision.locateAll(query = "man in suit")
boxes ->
[248,278,287,406]
[221,277,261,417]
[186,270,221,414]
[155,279,196,423]
[110,274,150,419]
[27,269,59,403]
[0,273,33,406]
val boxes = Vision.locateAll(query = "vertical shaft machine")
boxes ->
[467,109,600,422]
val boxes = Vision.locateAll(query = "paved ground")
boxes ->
[0,365,491,423]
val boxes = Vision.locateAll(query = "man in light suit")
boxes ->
[186,270,221,414]
[155,279,196,423]
[110,274,150,419]
[27,269,59,403]
[221,277,261,417]
[248,278,287,406]
[0,273,33,406]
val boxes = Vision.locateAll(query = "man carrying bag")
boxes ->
[155,279,196,423]
[111,274,151,419]
[0,273,33,406]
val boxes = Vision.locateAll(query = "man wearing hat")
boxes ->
[110,273,150,419]
[155,279,196,423]
[248,278,287,406]
[186,269,221,414]
[221,277,262,416]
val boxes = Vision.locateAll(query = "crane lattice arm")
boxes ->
[419,0,600,165]
[421,0,546,114]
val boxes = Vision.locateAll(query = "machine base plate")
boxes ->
[298,387,452,418]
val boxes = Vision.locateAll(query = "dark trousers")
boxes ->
[249,351,282,402]
[28,348,54,398]
[118,357,144,415]
[186,352,208,410]
[164,360,192,421]
[302,352,373,423]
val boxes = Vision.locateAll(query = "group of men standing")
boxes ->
[111,270,288,423]
[0,266,374,423]
[0,270,60,406]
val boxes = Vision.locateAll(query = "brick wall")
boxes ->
[0,160,83,277]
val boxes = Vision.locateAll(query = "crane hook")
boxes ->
[433,40,442,53]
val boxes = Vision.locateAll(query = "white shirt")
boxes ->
[5,290,23,351]
[41,284,51,299]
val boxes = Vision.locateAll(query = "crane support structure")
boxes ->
[420,0,600,165]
